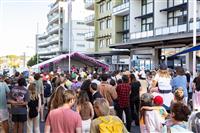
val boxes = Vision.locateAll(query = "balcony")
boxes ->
[85,0,94,10]
[48,13,60,24]
[38,40,49,47]
[85,31,94,41]
[48,24,60,34]
[113,2,129,16]
[131,30,153,39]
[130,21,200,40]
[47,34,59,44]
[84,14,95,26]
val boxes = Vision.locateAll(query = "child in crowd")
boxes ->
[171,87,184,107]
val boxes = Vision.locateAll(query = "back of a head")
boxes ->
[94,98,110,116]
[18,77,26,86]
[101,74,108,82]
[176,66,185,76]
[78,91,89,104]
[174,88,184,102]
[122,75,129,83]
[110,79,116,86]
[63,90,76,104]
[130,74,136,82]
[91,82,98,91]
[34,73,41,80]
[140,93,153,107]
[171,102,190,121]
[93,73,98,79]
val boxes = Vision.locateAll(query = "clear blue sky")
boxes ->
[0,0,53,56]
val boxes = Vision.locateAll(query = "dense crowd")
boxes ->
[0,64,200,133]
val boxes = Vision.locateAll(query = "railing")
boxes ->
[85,0,94,9]
[48,24,60,33]
[131,30,153,39]
[113,2,129,15]
[85,14,95,23]
[154,24,187,36]
[85,31,94,39]
[130,21,200,40]
[48,13,59,23]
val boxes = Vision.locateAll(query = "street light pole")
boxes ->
[68,0,72,74]
[193,0,197,77]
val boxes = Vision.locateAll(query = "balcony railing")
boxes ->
[48,13,60,23]
[85,14,95,25]
[85,0,94,10]
[130,21,200,40]
[85,31,94,41]
[48,24,60,33]
[131,30,153,39]
[113,2,129,16]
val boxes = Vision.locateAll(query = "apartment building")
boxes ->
[84,0,129,70]
[111,0,200,71]
[37,0,93,62]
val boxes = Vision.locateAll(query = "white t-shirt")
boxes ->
[154,74,172,91]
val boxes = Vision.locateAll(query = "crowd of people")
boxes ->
[0,64,200,133]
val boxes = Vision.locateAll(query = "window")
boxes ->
[106,38,112,46]
[77,44,85,47]
[100,3,105,13]
[77,22,84,25]
[141,17,153,31]
[77,33,85,36]
[100,21,104,30]
[142,0,153,15]
[107,19,112,28]
[106,1,112,11]
[99,40,103,48]
[122,33,129,43]
[123,15,129,30]
[168,0,187,8]
[167,9,187,26]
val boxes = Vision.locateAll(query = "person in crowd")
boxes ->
[165,102,191,132]
[34,73,44,122]
[171,66,188,104]
[130,74,141,126]
[185,71,193,102]
[98,74,117,114]
[171,87,184,106]
[8,77,29,133]
[71,76,82,92]
[192,73,200,111]
[77,91,94,133]
[140,93,163,133]
[91,73,101,86]
[27,83,41,133]
[0,75,10,133]
[80,79,92,101]
[151,63,174,111]
[138,69,148,96]
[43,76,52,109]
[45,90,82,133]
[90,98,128,133]
[90,83,102,104]
[141,95,168,125]
[116,75,131,131]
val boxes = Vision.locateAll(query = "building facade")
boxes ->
[111,0,200,71]
[37,0,93,62]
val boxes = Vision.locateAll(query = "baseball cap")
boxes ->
[153,95,163,106]
[160,63,167,70]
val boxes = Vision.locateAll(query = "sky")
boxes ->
[0,0,92,57]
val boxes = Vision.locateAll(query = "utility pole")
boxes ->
[36,22,39,64]
[193,0,197,77]
[68,0,72,74]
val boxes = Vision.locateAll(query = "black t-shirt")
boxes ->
[130,81,141,101]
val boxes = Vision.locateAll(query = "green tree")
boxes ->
[27,54,37,67]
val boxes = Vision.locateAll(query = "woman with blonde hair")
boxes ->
[151,63,173,111]
[27,83,41,133]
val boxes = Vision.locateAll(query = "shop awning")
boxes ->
[170,44,200,57]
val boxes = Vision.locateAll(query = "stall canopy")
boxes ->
[170,44,200,57]
[32,52,109,70]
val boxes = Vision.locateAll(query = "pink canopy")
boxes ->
[39,52,109,71]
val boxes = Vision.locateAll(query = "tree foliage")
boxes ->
[27,54,37,67]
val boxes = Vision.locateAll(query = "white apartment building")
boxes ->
[111,0,200,71]
[37,0,94,62]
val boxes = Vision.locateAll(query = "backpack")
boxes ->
[44,82,52,98]
[98,116,123,133]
